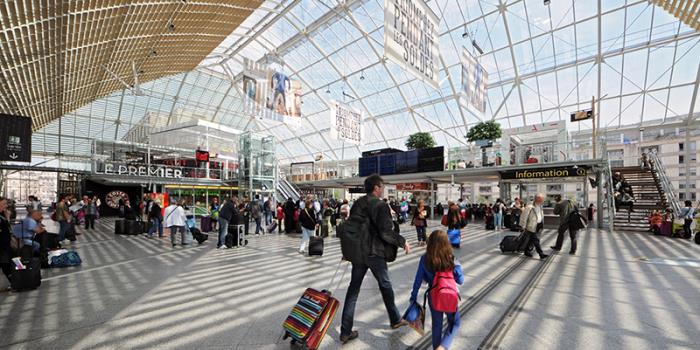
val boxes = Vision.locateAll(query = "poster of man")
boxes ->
[241,58,301,121]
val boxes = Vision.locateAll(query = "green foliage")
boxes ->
[405,132,436,150]
[466,120,502,142]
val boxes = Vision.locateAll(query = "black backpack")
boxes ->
[568,205,587,231]
[493,203,501,214]
[337,196,378,265]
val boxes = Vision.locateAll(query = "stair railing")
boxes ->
[647,152,682,217]
[605,159,616,229]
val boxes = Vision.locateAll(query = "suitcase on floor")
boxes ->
[695,232,700,245]
[201,216,212,232]
[123,220,142,235]
[283,288,339,350]
[143,220,153,234]
[226,224,246,248]
[267,221,278,233]
[660,221,672,237]
[448,228,461,248]
[309,228,324,256]
[192,227,208,244]
[115,219,126,235]
[504,214,512,229]
[500,232,527,253]
[9,258,42,291]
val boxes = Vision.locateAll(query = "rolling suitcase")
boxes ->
[9,257,42,291]
[123,220,142,235]
[191,227,208,244]
[660,221,672,237]
[201,216,212,232]
[308,227,324,256]
[226,224,246,248]
[115,219,126,235]
[267,221,278,233]
[500,232,528,253]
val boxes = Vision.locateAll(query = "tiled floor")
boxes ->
[1,218,699,349]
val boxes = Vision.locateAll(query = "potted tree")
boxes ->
[466,120,502,166]
[405,132,436,150]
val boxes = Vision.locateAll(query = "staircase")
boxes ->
[611,166,668,232]
[276,177,301,203]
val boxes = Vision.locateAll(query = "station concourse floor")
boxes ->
[1,218,699,350]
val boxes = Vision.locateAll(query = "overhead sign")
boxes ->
[396,182,431,191]
[329,100,363,144]
[570,109,592,122]
[384,0,440,89]
[500,166,588,180]
[460,47,489,113]
[195,150,210,163]
[94,162,183,179]
[0,114,32,162]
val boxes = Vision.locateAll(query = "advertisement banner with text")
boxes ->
[460,47,488,114]
[329,100,362,145]
[384,0,440,89]
[0,114,32,162]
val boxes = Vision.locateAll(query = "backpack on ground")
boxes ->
[337,197,378,265]
[428,269,460,313]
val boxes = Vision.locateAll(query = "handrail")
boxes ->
[647,152,682,216]
[605,159,616,229]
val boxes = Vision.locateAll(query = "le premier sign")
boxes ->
[500,166,588,180]
[94,163,182,179]
[0,114,32,162]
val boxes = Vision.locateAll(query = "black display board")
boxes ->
[0,114,32,162]
[500,166,588,180]
[84,180,143,217]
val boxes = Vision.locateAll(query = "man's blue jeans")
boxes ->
[148,217,163,237]
[255,217,262,234]
[340,256,401,337]
[264,212,273,225]
[218,218,229,247]
[58,221,70,241]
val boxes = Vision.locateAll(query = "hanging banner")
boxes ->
[329,100,362,145]
[0,114,32,162]
[460,47,488,113]
[384,0,440,89]
[241,58,302,123]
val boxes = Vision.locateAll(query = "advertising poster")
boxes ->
[460,47,488,113]
[383,0,440,89]
[329,100,362,145]
[242,58,302,123]
[0,114,32,162]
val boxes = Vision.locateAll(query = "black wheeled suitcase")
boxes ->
[309,228,324,256]
[226,224,246,248]
[192,227,208,244]
[115,219,126,235]
[9,258,42,291]
[123,220,141,235]
[267,221,278,233]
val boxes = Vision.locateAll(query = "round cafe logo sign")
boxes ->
[106,191,129,209]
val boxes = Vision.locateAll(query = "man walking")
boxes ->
[519,193,549,260]
[339,174,411,344]
[551,194,578,254]
[251,195,263,235]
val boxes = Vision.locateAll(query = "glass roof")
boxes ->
[34,0,700,164]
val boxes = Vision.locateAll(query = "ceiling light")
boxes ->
[360,70,365,80]
[325,88,330,94]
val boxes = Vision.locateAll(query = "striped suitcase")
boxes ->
[282,288,339,349]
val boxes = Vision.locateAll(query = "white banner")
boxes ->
[329,100,362,145]
[460,47,488,113]
[384,0,440,89]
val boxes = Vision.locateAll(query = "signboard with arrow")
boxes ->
[0,114,32,162]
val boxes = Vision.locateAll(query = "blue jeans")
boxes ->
[299,227,313,251]
[494,212,503,229]
[255,217,262,234]
[401,211,408,223]
[430,300,461,349]
[22,239,41,253]
[218,218,229,247]
[340,256,401,337]
[416,226,427,242]
[58,221,71,241]
[264,212,273,225]
[148,217,163,237]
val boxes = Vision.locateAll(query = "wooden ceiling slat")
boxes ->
[0,0,262,130]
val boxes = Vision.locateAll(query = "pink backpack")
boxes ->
[429,270,460,313]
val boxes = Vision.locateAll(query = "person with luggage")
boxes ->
[519,194,549,260]
[400,197,409,224]
[339,174,411,344]
[298,199,317,254]
[587,204,595,222]
[15,210,44,252]
[446,204,462,248]
[680,200,696,239]
[147,199,164,238]
[283,197,296,234]
[412,200,428,246]
[408,230,464,350]
[217,197,236,249]
[492,199,506,230]
[251,195,263,236]
[0,197,13,279]
[163,199,188,247]
[551,195,578,255]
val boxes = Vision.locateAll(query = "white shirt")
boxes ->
[535,205,544,224]
[163,205,186,227]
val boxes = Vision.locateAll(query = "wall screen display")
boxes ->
[0,114,32,162]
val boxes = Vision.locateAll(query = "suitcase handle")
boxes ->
[326,260,350,292]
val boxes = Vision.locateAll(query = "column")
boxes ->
[596,170,604,229]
